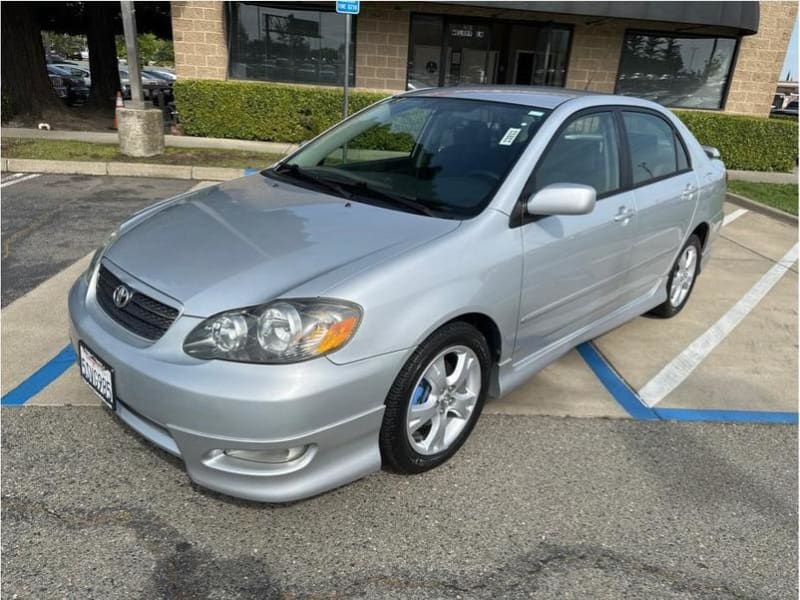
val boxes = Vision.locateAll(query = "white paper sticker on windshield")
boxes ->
[528,110,544,117]
[499,128,521,146]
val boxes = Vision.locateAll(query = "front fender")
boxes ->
[324,211,523,366]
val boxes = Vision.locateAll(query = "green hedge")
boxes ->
[673,109,798,172]
[174,79,389,144]
[174,80,798,172]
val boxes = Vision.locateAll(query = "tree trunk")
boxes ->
[85,1,121,108]
[1,2,65,118]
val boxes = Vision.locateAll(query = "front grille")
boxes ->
[96,265,179,341]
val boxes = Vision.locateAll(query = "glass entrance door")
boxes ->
[444,22,494,86]
[406,14,571,90]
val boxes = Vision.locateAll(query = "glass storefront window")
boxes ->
[228,2,355,86]
[615,31,737,110]
[407,14,571,90]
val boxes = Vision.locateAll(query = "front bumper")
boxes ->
[68,274,406,502]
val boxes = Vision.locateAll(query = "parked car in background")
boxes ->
[48,73,68,101]
[771,99,799,117]
[51,63,91,87]
[143,67,176,82]
[69,88,726,503]
[47,64,89,105]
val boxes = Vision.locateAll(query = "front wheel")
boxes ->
[379,322,491,474]
[649,234,702,318]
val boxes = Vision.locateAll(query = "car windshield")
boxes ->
[268,96,550,219]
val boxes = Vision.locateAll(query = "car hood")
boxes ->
[105,175,460,316]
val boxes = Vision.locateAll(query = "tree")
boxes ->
[85,1,121,108]
[1,2,65,118]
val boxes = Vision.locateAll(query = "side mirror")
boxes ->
[527,183,596,216]
[702,145,721,160]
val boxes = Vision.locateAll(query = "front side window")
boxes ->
[615,32,737,110]
[622,111,682,185]
[228,2,355,86]
[270,97,551,218]
[535,112,621,196]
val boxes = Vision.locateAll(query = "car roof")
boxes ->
[400,86,605,109]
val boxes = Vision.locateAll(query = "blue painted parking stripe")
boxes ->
[1,345,76,406]
[654,408,798,424]
[244,168,258,175]
[576,342,659,420]
[577,341,798,424]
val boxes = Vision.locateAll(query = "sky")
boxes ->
[781,17,798,81]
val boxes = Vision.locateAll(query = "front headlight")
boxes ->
[183,299,361,364]
[84,229,119,282]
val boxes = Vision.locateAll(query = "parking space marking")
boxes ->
[723,208,748,227]
[1,345,75,406]
[639,242,799,407]
[0,173,40,188]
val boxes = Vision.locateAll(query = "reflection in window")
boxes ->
[535,112,620,195]
[622,112,680,184]
[228,2,355,86]
[615,32,737,110]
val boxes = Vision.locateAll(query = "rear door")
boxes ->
[620,110,699,299]
[513,109,637,364]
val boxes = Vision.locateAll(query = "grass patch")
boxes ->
[0,138,284,169]
[728,180,798,215]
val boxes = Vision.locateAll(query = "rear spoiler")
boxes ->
[702,145,721,160]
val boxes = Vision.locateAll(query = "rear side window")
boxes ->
[535,112,621,196]
[622,111,686,185]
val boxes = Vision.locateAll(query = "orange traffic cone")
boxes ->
[111,91,123,130]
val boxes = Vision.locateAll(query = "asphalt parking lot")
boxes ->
[2,173,797,599]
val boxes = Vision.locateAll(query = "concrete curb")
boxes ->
[725,192,798,227]
[1,158,248,181]
[1,127,298,155]
[728,169,797,184]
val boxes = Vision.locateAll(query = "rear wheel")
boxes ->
[380,322,491,474]
[649,234,701,318]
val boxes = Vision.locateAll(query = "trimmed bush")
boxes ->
[174,79,389,144]
[174,80,798,172]
[673,109,798,172]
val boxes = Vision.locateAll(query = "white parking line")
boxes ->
[639,242,799,406]
[2,172,25,182]
[723,208,748,227]
[1,173,40,188]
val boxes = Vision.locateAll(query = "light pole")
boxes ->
[120,0,144,109]
[116,0,164,157]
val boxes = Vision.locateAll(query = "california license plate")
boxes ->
[79,343,115,410]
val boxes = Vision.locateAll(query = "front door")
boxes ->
[514,110,637,364]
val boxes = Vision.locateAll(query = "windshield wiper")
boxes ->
[272,163,353,199]
[334,179,441,217]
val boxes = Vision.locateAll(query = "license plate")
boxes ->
[79,343,115,410]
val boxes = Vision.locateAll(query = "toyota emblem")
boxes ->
[112,285,132,308]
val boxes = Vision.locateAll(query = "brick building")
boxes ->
[171,1,797,116]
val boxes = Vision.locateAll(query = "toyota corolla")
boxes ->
[69,87,725,502]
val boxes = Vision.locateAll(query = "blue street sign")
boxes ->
[336,0,359,14]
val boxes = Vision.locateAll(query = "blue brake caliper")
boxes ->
[412,380,431,405]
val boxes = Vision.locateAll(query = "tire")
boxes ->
[649,234,702,318]
[380,321,492,474]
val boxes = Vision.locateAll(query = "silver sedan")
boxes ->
[69,87,726,502]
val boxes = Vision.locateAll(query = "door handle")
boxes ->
[681,184,697,200]
[614,207,635,223]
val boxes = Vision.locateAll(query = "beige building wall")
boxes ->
[172,1,228,80]
[725,0,798,115]
[170,1,797,116]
